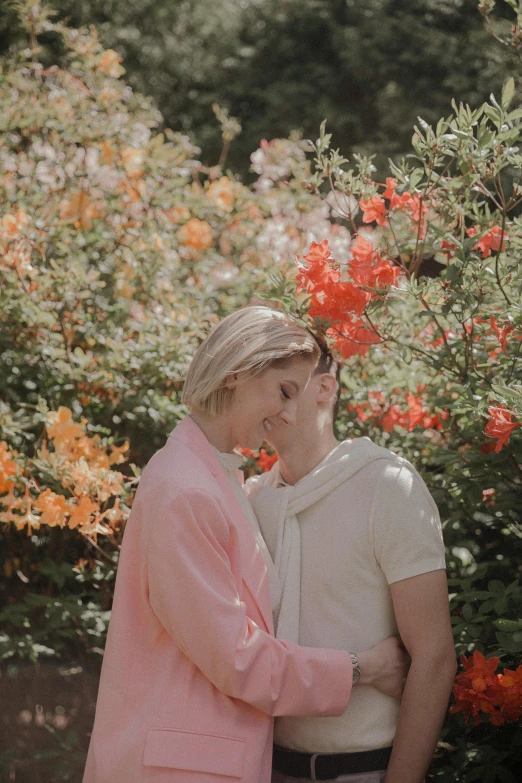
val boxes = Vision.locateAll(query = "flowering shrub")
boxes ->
[0,407,132,537]
[2,1,522,781]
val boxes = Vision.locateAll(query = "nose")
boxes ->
[279,399,297,426]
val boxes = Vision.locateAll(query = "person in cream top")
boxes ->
[247,339,456,783]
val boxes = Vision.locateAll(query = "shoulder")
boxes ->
[351,439,437,513]
[137,437,222,503]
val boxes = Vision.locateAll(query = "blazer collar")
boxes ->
[168,415,223,477]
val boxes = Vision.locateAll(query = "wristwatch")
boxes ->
[350,652,361,684]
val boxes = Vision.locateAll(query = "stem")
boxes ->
[81,533,117,565]
[419,294,466,378]
[494,212,511,307]
[217,140,231,170]
[507,340,522,385]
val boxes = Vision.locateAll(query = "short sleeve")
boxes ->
[370,460,446,585]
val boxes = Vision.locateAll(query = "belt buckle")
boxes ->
[310,752,319,781]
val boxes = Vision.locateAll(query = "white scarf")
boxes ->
[247,438,402,642]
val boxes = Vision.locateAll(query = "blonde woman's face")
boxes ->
[226,357,314,450]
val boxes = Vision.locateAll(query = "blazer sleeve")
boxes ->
[147,487,352,717]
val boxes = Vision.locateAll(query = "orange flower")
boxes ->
[359,195,387,228]
[177,218,214,251]
[484,406,520,452]
[0,442,18,495]
[121,146,145,178]
[60,191,104,230]
[206,177,237,212]
[99,140,116,165]
[67,496,100,529]
[46,407,87,449]
[0,209,29,242]
[97,49,125,78]
[108,441,130,466]
[33,489,69,528]
[165,205,190,224]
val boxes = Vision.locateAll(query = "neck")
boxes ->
[189,411,235,453]
[276,418,339,485]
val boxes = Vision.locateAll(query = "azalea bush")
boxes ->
[2,1,522,781]
[261,81,522,780]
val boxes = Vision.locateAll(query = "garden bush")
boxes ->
[1,1,521,781]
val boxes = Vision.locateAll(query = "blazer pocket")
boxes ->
[143,727,246,778]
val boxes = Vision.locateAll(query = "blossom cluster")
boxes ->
[238,447,278,474]
[451,650,522,726]
[0,408,132,537]
[348,389,447,433]
[295,237,399,358]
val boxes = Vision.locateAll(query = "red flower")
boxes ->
[482,488,496,506]
[296,240,338,292]
[441,240,457,260]
[256,448,278,472]
[451,652,522,726]
[406,393,424,431]
[382,178,398,200]
[330,321,380,359]
[390,191,414,211]
[466,225,507,259]
[359,195,388,228]
[349,235,399,289]
[484,406,520,453]
[489,317,514,355]
[238,446,278,473]
[381,403,407,432]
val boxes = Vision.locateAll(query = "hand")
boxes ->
[356,636,410,699]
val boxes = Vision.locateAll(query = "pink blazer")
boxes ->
[83,416,352,783]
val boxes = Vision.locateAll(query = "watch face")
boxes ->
[353,668,361,684]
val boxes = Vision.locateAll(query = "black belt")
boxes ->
[273,745,393,780]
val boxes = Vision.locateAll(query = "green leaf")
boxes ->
[502,78,515,111]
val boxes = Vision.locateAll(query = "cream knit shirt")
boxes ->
[247,440,446,753]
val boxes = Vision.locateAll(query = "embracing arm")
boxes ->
[147,488,353,717]
[384,570,457,783]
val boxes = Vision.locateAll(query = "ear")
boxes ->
[316,373,338,404]
[224,373,238,390]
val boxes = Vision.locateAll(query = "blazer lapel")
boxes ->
[169,417,274,634]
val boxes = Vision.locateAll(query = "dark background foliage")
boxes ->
[0,0,518,175]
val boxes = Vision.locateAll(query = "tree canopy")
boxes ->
[0,0,518,175]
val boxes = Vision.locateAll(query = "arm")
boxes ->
[147,487,353,717]
[384,570,457,783]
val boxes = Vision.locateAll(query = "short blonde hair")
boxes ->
[182,306,319,416]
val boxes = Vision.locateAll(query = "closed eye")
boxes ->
[281,387,291,400]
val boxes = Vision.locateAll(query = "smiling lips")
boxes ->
[263,418,273,434]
